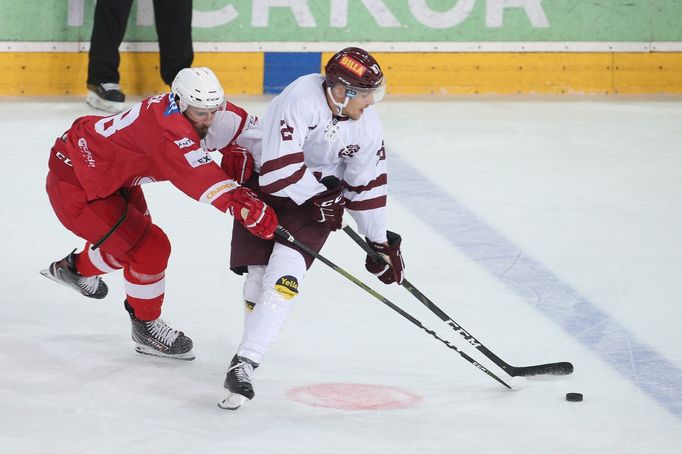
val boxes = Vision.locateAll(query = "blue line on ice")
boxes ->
[390,154,682,419]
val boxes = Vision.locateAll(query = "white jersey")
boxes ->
[240,74,388,243]
[202,101,259,152]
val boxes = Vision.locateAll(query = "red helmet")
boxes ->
[325,47,385,93]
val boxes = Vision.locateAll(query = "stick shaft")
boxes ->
[342,225,573,377]
[275,226,512,388]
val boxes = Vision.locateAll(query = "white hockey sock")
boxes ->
[237,245,306,363]
[238,287,294,363]
[242,265,266,322]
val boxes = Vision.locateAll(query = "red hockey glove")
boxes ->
[229,187,278,240]
[220,144,254,184]
[309,176,345,231]
[365,231,405,285]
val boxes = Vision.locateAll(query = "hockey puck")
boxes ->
[565,392,583,402]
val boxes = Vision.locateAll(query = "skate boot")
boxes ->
[218,354,259,410]
[86,82,126,113]
[40,250,108,299]
[125,300,195,361]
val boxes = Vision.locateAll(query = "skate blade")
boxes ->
[86,91,126,113]
[134,345,195,361]
[218,391,249,410]
[39,268,107,300]
[40,268,73,291]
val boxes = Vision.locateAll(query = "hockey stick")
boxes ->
[274,225,514,389]
[342,224,574,377]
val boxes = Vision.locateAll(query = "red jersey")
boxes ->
[51,93,247,213]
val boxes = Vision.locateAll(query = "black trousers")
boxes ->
[87,0,194,86]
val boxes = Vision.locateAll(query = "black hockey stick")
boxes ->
[342,224,574,377]
[274,226,513,389]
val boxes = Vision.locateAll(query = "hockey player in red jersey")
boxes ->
[218,48,405,409]
[41,67,278,360]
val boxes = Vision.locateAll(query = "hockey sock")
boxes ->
[124,268,165,321]
[237,245,306,363]
[75,242,124,276]
[122,225,170,321]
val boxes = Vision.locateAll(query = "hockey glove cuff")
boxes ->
[229,187,278,240]
[309,176,345,231]
[220,143,254,184]
[365,230,405,285]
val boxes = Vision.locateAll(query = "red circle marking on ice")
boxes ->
[286,383,422,410]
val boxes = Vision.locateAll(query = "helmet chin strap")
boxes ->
[326,86,349,117]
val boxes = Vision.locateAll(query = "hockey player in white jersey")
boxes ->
[218,48,405,410]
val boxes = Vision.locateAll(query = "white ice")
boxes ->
[1,96,681,453]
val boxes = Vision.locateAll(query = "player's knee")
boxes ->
[129,224,171,272]
[243,265,265,302]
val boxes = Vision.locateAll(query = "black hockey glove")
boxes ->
[309,176,345,231]
[365,230,405,285]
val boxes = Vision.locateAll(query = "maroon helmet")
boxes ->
[325,47,386,101]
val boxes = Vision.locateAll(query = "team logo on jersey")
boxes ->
[339,144,360,159]
[164,93,180,116]
[274,275,299,300]
[174,137,195,149]
[183,148,213,168]
[339,56,366,77]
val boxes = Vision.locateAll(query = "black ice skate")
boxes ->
[86,82,126,113]
[125,301,195,361]
[218,354,259,410]
[40,250,108,299]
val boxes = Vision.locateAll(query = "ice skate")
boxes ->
[218,354,259,410]
[40,250,108,299]
[125,300,195,361]
[86,82,126,113]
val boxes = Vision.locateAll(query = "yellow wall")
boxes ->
[2,52,682,96]
[323,52,682,95]
[0,52,264,96]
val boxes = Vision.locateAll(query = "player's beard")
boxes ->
[194,125,209,139]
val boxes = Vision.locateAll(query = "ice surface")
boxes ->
[1,96,681,453]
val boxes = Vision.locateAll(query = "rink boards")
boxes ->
[2,49,682,96]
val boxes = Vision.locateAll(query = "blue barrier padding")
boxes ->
[264,52,322,94]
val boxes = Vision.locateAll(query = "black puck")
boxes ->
[566,392,583,402]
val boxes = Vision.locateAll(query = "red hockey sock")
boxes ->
[122,225,171,321]
[75,243,124,276]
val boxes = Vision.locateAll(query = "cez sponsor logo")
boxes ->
[183,148,213,168]
[77,138,96,168]
[174,137,195,149]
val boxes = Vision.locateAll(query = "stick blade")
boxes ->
[511,361,574,377]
